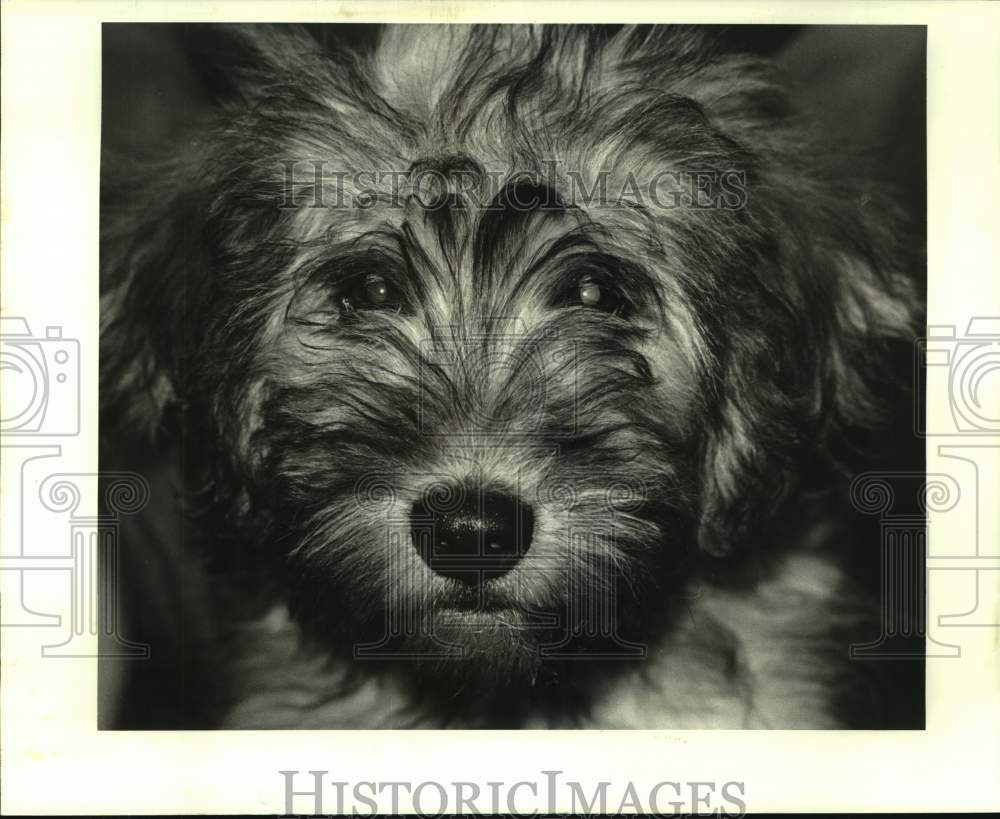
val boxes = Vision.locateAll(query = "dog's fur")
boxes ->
[100,24,924,729]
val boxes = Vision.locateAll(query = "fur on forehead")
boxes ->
[204,25,764,211]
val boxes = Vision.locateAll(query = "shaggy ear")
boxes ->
[696,188,923,557]
[101,24,359,446]
[101,24,318,443]
[100,157,211,442]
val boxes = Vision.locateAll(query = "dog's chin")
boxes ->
[371,602,553,687]
[424,606,542,672]
[351,593,654,706]
[287,526,691,716]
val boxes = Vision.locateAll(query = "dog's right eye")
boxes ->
[340,273,401,313]
[578,276,603,307]
[560,273,628,316]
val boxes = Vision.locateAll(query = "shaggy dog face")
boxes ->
[101,24,922,727]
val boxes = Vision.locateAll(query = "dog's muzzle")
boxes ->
[410,485,534,582]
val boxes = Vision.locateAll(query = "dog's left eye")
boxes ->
[340,273,400,313]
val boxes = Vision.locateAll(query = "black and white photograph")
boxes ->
[3,2,999,816]
[99,22,926,730]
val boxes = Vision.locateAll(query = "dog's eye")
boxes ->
[364,274,390,305]
[573,274,625,314]
[578,276,602,307]
[340,273,400,313]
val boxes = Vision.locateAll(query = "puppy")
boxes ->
[100,24,924,729]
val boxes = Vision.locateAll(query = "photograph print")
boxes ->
[98,23,927,730]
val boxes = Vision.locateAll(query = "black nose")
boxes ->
[410,485,534,582]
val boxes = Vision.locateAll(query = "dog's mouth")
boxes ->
[426,602,539,658]
[428,577,565,659]
[436,577,525,613]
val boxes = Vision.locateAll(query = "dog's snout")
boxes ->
[410,486,534,581]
